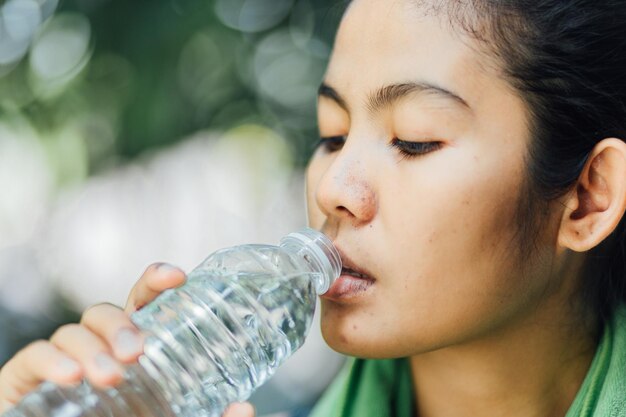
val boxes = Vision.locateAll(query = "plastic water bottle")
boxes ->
[3,228,341,417]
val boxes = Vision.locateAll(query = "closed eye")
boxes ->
[390,138,443,160]
[315,136,346,153]
[314,136,442,159]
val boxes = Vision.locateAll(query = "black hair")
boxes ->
[446,0,626,324]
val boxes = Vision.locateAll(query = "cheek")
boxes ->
[305,157,326,229]
[390,144,526,257]
[371,148,535,347]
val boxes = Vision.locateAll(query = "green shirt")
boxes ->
[310,306,626,417]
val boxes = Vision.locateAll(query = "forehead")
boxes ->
[326,0,500,109]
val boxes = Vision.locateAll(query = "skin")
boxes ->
[307,0,626,416]
[2,1,626,417]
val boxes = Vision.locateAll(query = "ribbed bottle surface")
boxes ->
[132,247,319,416]
[2,230,335,417]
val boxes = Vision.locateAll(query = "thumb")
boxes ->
[223,402,255,417]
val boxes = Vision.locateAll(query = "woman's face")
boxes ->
[306,0,562,358]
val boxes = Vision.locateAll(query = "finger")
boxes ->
[0,340,82,409]
[125,263,186,314]
[81,303,144,363]
[223,402,255,417]
[50,324,124,389]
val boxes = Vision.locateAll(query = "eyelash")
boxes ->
[315,136,346,153]
[315,136,442,160]
[389,138,443,160]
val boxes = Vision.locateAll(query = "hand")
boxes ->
[0,262,186,413]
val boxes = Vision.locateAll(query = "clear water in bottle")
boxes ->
[2,228,341,417]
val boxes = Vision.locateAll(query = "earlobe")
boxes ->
[558,138,626,252]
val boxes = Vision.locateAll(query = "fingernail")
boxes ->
[115,328,143,358]
[94,353,121,375]
[157,263,179,273]
[58,358,81,376]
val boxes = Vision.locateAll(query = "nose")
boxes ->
[314,147,377,226]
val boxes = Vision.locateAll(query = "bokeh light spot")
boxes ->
[215,0,294,33]
[253,30,325,109]
[29,12,91,92]
[2,0,41,42]
[0,21,30,65]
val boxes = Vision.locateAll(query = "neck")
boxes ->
[409,300,598,417]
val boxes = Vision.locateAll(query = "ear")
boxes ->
[558,138,626,252]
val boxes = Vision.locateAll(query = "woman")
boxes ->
[1,0,625,416]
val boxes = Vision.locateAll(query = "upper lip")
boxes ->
[334,245,377,281]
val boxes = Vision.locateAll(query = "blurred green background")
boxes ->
[0,1,349,415]
[0,0,346,176]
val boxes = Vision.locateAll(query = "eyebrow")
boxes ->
[318,81,470,114]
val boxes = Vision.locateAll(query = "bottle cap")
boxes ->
[280,228,342,294]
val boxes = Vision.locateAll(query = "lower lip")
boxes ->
[320,274,375,301]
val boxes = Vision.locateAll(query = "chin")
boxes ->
[320,309,396,358]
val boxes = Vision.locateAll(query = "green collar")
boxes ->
[310,357,415,417]
[565,305,626,417]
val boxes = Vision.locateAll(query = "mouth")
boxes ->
[321,247,376,302]
[341,267,371,280]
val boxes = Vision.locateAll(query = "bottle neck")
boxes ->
[279,228,341,294]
